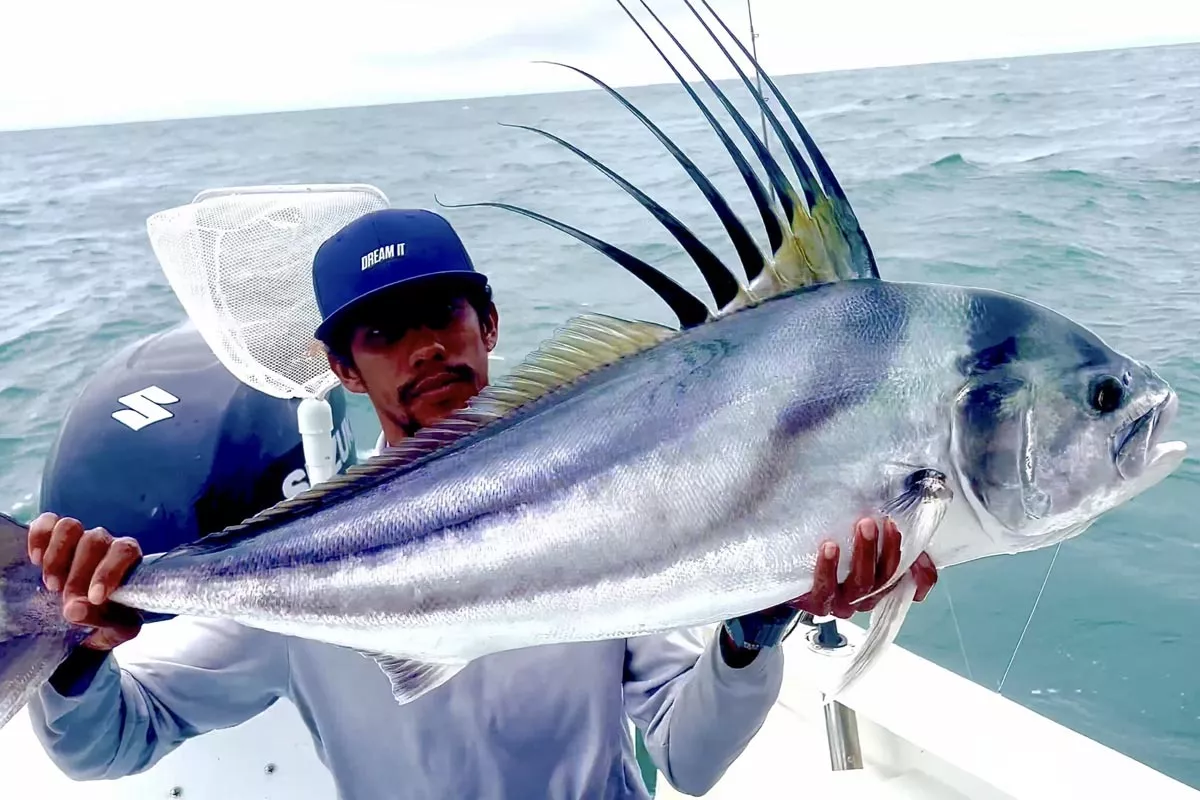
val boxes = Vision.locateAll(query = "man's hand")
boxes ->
[28,512,144,651]
[789,517,937,619]
[719,517,938,667]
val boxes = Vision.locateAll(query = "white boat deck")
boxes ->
[657,618,1199,800]
[2,616,1195,799]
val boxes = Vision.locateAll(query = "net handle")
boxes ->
[190,183,390,205]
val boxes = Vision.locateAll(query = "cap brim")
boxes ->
[314,271,489,342]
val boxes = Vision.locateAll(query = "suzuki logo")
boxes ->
[112,385,180,431]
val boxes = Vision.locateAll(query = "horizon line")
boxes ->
[1,38,1195,135]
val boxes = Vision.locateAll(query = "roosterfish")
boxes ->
[0,0,1187,731]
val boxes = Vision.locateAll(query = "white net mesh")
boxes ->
[146,184,390,400]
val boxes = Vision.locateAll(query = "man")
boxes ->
[28,208,937,799]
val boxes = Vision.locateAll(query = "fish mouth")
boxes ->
[1115,391,1187,481]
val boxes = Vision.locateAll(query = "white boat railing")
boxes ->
[654,615,1200,800]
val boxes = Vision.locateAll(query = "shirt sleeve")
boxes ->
[622,624,785,795]
[26,616,289,781]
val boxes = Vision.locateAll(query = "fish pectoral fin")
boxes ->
[860,467,952,606]
[824,572,919,703]
[359,651,467,706]
[820,468,951,700]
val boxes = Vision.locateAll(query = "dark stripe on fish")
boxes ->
[961,289,1115,378]
[136,315,754,581]
[777,281,909,437]
[960,291,1035,377]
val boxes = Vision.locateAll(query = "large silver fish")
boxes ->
[0,0,1187,731]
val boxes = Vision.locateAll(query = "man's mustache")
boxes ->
[398,363,478,405]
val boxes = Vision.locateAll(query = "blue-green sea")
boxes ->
[1,42,1197,788]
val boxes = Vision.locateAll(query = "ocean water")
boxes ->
[1,41,1198,789]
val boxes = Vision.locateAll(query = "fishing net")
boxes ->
[146,184,390,400]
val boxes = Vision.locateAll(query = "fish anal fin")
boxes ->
[359,651,467,705]
[174,314,677,550]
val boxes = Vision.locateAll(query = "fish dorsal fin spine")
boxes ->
[209,314,676,539]
[439,0,880,327]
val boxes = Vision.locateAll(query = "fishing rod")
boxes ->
[746,0,769,152]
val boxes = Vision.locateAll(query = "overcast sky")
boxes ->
[2,0,1198,131]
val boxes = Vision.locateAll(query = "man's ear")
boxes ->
[483,301,499,352]
[327,351,367,394]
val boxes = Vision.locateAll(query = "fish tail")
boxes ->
[823,572,918,703]
[0,512,86,731]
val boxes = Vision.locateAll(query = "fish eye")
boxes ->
[1089,375,1125,414]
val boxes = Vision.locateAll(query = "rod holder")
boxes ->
[803,617,865,771]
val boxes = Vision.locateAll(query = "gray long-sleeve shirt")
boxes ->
[28,616,784,799]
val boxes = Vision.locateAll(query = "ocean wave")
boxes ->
[869,152,986,182]
[5,493,35,523]
[1041,168,1143,196]
[1140,175,1200,192]
[929,153,978,170]
[987,90,1057,104]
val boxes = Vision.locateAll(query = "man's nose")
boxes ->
[408,338,447,369]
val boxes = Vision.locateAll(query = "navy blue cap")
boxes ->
[312,208,488,342]
[38,320,359,555]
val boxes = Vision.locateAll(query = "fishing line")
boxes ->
[943,582,974,681]
[997,541,1062,695]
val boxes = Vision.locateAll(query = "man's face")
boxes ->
[328,280,498,440]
